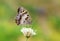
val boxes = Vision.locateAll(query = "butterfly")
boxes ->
[15,7,32,25]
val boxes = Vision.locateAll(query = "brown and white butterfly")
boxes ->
[15,7,32,25]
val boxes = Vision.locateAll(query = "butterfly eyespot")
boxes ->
[27,15,29,16]
[25,17,28,20]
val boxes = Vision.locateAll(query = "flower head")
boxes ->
[21,27,36,38]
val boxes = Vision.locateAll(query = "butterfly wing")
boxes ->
[15,7,32,25]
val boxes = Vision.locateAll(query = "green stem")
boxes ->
[26,38,28,41]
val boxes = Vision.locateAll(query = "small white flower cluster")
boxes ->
[21,27,36,38]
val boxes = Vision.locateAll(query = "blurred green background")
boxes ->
[0,0,60,41]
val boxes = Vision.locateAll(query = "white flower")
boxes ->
[21,27,36,38]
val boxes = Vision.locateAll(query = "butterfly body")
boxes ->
[15,7,32,25]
